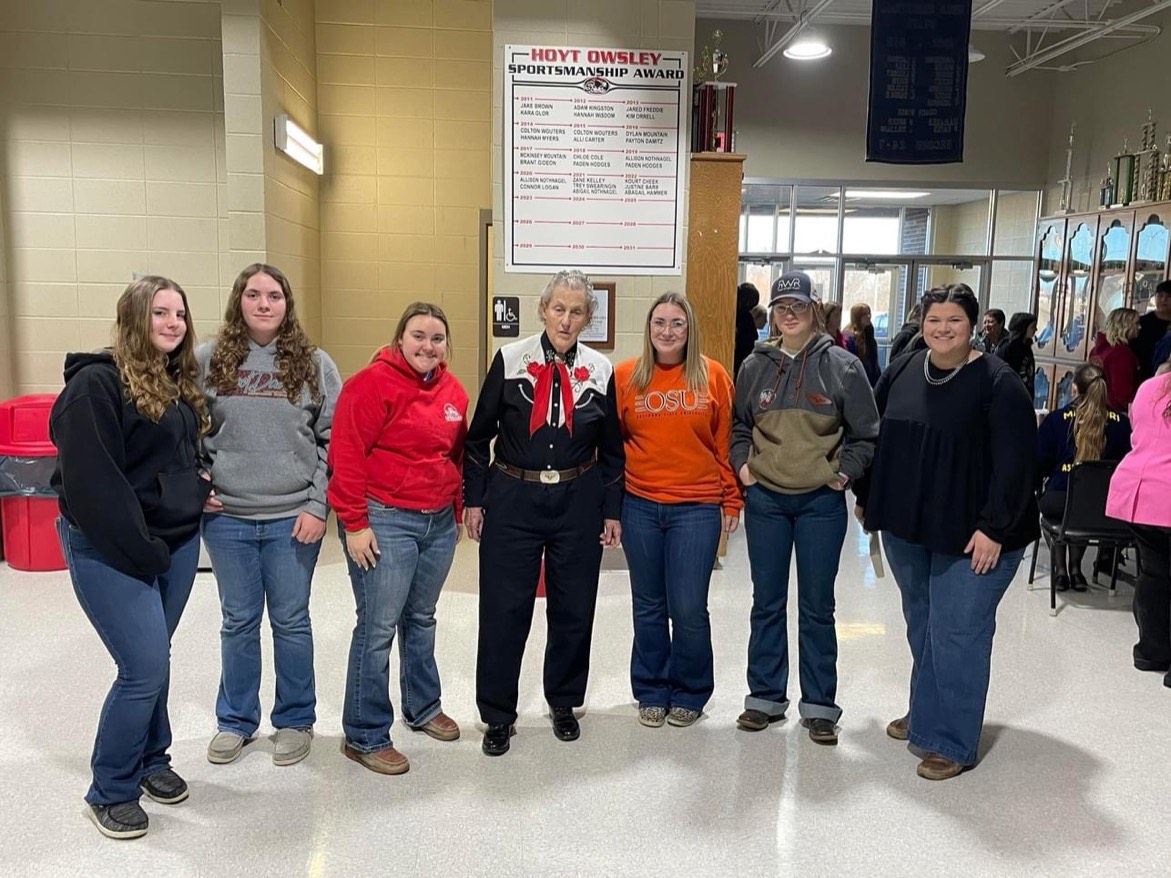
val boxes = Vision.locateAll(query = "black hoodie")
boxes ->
[50,351,211,578]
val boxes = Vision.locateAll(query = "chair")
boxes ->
[1026,461,1136,613]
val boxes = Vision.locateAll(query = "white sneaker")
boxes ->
[273,728,313,766]
[207,731,248,764]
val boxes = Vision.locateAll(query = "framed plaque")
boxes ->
[581,281,616,349]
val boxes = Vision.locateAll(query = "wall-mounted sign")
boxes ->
[503,45,688,275]
[492,296,521,338]
[579,282,615,349]
[866,0,972,165]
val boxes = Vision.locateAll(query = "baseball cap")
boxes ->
[768,271,815,307]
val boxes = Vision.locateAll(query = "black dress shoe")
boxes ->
[1053,574,1070,593]
[550,707,580,741]
[1069,571,1089,592]
[1134,657,1171,673]
[481,723,515,756]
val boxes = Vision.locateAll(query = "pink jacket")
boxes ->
[1106,374,1171,527]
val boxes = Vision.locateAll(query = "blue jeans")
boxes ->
[882,532,1025,766]
[621,493,722,712]
[201,514,322,736]
[56,518,200,805]
[743,484,847,722]
[341,502,457,752]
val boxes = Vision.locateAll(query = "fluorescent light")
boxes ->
[783,37,832,60]
[274,113,324,175]
[844,190,930,200]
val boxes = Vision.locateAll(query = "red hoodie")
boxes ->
[327,346,468,531]
[1089,332,1140,411]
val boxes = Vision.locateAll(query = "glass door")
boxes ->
[1058,219,1097,360]
[1133,212,1170,312]
[842,261,904,367]
[1092,212,1134,351]
[1033,219,1066,359]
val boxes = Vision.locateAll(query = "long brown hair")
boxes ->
[207,264,321,404]
[630,292,708,393]
[847,303,873,360]
[1071,362,1109,463]
[113,276,209,433]
[370,302,453,365]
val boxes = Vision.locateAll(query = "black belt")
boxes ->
[495,460,593,485]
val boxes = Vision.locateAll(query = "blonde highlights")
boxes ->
[112,276,208,432]
[630,292,708,393]
[1103,307,1139,347]
[207,264,321,405]
[1071,362,1110,463]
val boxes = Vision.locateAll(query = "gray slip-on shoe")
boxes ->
[207,731,249,765]
[273,727,313,766]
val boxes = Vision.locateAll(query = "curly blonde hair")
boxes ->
[113,276,209,433]
[207,264,321,404]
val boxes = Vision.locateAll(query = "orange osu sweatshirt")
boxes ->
[614,356,742,514]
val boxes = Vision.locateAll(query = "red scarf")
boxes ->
[528,360,575,436]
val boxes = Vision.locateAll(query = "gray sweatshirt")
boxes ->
[197,338,342,520]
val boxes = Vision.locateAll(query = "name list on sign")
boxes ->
[503,45,689,275]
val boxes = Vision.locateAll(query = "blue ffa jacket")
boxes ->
[1036,403,1132,493]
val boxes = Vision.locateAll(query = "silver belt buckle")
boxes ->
[539,469,561,484]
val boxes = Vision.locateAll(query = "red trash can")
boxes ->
[0,394,66,572]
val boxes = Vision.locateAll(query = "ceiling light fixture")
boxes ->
[783,34,832,60]
[844,190,930,200]
[968,45,986,63]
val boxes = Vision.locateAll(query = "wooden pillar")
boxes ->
[686,153,745,375]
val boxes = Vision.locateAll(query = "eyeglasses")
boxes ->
[651,319,688,333]
[772,301,810,316]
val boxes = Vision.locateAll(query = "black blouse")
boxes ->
[464,333,625,519]
[856,351,1040,555]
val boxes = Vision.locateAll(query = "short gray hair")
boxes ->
[539,269,597,319]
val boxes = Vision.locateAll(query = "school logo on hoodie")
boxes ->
[443,402,462,422]
[227,369,286,399]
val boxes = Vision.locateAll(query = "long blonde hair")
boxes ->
[113,276,209,433]
[1071,362,1110,463]
[630,292,708,392]
[207,264,321,405]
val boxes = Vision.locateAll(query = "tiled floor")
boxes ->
[0,517,1164,876]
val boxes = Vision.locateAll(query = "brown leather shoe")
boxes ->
[417,712,460,742]
[916,753,965,781]
[886,716,909,741]
[342,742,410,775]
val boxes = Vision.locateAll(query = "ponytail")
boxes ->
[1071,363,1109,463]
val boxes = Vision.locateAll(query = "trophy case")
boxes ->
[1032,200,1171,410]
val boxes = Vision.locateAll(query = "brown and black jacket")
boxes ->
[731,334,880,494]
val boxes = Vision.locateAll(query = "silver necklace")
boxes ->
[923,351,968,386]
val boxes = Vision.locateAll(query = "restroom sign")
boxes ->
[492,296,521,337]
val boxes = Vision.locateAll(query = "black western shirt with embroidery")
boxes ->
[464,333,625,519]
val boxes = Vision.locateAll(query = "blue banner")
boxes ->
[866,0,972,165]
